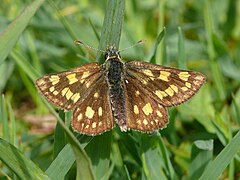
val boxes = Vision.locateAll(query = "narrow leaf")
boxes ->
[0,138,50,180]
[0,0,45,64]
[199,130,240,180]
[150,28,166,64]
[96,0,125,63]
[46,144,75,180]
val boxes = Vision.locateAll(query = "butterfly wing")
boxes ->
[123,60,205,132]
[124,77,169,132]
[36,62,114,135]
[72,76,114,135]
[36,63,102,110]
[125,61,206,107]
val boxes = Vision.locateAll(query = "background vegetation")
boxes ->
[0,0,240,179]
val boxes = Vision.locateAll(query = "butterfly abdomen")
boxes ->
[105,59,127,131]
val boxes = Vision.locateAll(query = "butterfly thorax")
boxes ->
[103,47,127,131]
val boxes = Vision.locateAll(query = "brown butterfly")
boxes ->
[36,41,205,136]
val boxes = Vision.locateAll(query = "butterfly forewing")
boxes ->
[72,76,114,135]
[124,77,169,132]
[125,61,205,107]
[36,63,101,110]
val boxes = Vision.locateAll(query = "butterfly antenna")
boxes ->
[119,40,145,52]
[74,40,106,53]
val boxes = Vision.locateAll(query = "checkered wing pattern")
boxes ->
[124,61,205,132]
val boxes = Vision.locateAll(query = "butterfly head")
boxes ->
[105,46,121,61]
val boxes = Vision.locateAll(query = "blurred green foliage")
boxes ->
[0,0,240,179]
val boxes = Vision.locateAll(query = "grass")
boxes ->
[0,0,240,179]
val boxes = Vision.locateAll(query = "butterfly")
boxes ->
[36,41,205,136]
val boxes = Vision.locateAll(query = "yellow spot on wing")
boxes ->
[143,69,154,77]
[185,82,191,88]
[142,103,153,115]
[94,92,99,98]
[92,122,97,129]
[53,91,59,95]
[49,75,60,85]
[98,107,103,116]
[141,79,148,85]
[170,84,178,93]
[67,73,78,84]
[195,75,204,81]
[86,82,91,88]
[137,120,141,125]
[178,72,191,81]
[66,89,73,100]
[80,71,90,83]
[165,87,174,96]
[155,90,168,99]
[85,106,95,119]
[135,90,140,96]
[37,79,45,85]
[77,113,83,121]
[61,87,69,96]
[49,86,55,92]
[134,105,139,114]
[159,71,170,81]
[156,110,163,117]
[82,71,90,79]
[181,87,188,91]
[143,119,148,125]
[71,93,80,103]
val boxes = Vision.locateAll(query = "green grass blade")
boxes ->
[204,0,226,100]
[89,18,101,42]
[0,95,10,141]
[177,27,186,69]
[232,94,240,125]
[150,28,166,64]
[46,144,75,180]
[158,136,176,179]
[6,97,16,146]
[53,110,67,158]
[85,132,112,180]
[46,139,91,179]
[47,0,85,55]
[0,61,14,93]
[11,49,40,81]
[199,130,240,180]
[100,160,114,180]
[155,0,166,65]
[141,134,168,180]
[124,165,131,180]
[0,138,50,180]
[0,0,45,64]
[189,140,213,179]
[96,0,125,63]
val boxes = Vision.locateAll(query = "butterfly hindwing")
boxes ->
[72,76,114,135]
[124,76,169,132]
[125,61,206,107]
[36,63,101,110]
